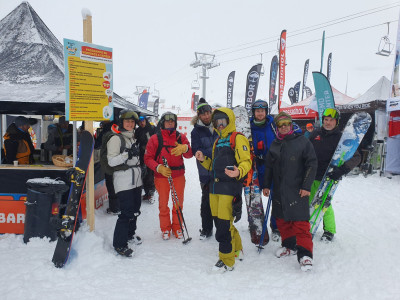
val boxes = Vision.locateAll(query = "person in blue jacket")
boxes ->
[249,100,281,241]
[190,98,219,239]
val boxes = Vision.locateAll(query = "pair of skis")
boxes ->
[162,157,192,244]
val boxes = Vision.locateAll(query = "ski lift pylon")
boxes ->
[376,22,393,57]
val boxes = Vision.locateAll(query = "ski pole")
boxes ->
[257,193,272,253]
[162,157,192,244]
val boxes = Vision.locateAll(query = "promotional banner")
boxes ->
[304,86,313,98]
[138,90,149,109]
[313,71,335,126]
[245,63,262,115]
[269,55,278,114]
[320,31,325,73]
[191,92,195,111]
[301,59,309,101]
[327,53,332,81]
[278,30,287,111]
[294,81,301,103]
[227,71,235,108]
[153,98,159,116]
[194,94,199,112]
[288,87,296,105]
[388,11,400,113]
[64,38,113,121]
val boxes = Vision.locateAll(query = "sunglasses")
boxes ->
[214,118,228,128]
[164,114,176,121]
[277,121,292,128]
[323,108,339,119]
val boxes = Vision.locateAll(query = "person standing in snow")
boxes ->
[107,110,143,257]
[249,99,281,242]
[195,107,251,273]
[135,115,156,203]
[144,112,193,240]
[308,108,361,242]
[190,98,219,240]
[262,112,317,271]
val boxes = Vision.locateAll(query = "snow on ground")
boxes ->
[1,158,400,300]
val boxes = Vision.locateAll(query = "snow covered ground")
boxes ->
[1,158,399,300]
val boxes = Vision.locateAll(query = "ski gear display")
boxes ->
[52,130,94,268]
[309,112,372,238]
[162,157,192,244]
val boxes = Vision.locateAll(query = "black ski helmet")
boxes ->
[118,109,139,130]
[322,107,340,126]
[159,111,177,129]
[252,99,268,117]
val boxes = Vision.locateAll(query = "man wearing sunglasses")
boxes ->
[195,108,251,273]
[190,98,218,240]
[135,115,156,203]
[144,111,193,240]
[308,108,361,242]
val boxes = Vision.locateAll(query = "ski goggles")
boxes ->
[252,101,268,110]
[323,108,339,119]
[214,118,228,128]
[276,121,292,128]
[120,110,138,121]
[163,113,176,121]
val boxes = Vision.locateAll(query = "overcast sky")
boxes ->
[1,0,399,110]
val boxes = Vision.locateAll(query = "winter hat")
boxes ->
[274,112,292,127]
[306,123,313,129]
[197,98,212,115]
[14,116,30,127]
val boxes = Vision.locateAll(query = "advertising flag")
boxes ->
[191,92,195,111]
[388,10,400,112]
[138,90,149,109]
[294,81,301,103]
[227,71,235,109]
[153,98,159,116]
[244,64,262,115]
[269,55,278,114]
[327,53,332,81]
[313,71,335,126]
[301,59,309,101]
[278,30,287,111]
[288,87,296,105]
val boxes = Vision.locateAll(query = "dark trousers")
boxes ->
[105,173,119,212]
[200,183,213,232]
[142,166,155,195]
[113,187,142,248]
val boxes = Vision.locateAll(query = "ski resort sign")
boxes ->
[64,39,113,121]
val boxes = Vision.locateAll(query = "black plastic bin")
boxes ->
[23,178,69,243]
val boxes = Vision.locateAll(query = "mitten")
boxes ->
[232,196,242,223]
[171,142,188,156]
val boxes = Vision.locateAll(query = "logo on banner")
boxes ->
[281,38,286,50]
[248,71,260,83]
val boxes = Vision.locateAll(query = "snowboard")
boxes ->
[309,112,372,238]
[244,159,269,246]
[232,105,251,139]
[52,130,94,268]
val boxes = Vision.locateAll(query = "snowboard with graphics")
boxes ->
[52,130,94,268]
[309,112,372,238]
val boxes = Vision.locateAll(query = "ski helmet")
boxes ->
[322,107,340,126]
[159,111,177,129]
[118,109,139,130]
[252,99,268,117]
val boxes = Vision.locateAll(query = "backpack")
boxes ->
[154,131,182,162]
[213,131,242,152]
[100,131,130,175]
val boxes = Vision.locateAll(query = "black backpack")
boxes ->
[154,131,184,171]
[100,131,130,175]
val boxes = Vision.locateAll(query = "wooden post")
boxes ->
[83,11,95,232]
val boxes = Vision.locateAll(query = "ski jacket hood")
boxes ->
[211,107,236,139]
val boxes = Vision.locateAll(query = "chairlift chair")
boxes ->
[376,23,394,57]
[191,79,200,90]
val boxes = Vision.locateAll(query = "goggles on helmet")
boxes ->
[252,100,268,110]
[323,108,339,119]
[120,110,138,121]
[163,113,176,121]
[139,116,146,121]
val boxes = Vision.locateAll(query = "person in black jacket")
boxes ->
[190,98,218,239]
[308,108,361,242]
[135,115,156,203]
[263,112,317,272]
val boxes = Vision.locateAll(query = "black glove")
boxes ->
[125,143,140,159]
[327,165,348,181]
[232,196,242,223]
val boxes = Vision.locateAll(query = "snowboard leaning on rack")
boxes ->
[309,112,372,238]
[52,130,94,268]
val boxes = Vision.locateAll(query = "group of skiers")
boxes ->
[99,99,360,273]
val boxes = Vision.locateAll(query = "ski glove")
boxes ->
[171,142,188,156]
[327,165,349,181]
[157,164,172,178]
[232,196,242,223]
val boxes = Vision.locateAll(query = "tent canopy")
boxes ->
[0,2,156,117]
